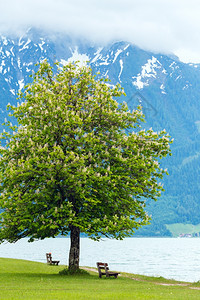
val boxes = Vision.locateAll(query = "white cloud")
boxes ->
[1,0,200,62]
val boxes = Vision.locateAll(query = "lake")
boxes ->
[0,237,200,283]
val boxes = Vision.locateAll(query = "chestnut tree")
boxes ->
[0,61,172,271]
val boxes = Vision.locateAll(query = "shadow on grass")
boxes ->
[59,267,89,276]
[0,272,94,279]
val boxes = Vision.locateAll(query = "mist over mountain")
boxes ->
[1,28,200,236]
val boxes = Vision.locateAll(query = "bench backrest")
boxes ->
[96,262,109,277]
[46,253,52,264]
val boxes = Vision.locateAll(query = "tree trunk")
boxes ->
[68,225,80,271]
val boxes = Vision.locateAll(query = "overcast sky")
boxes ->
[1,0,200,63]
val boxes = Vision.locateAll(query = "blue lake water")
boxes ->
[0,237,200,282]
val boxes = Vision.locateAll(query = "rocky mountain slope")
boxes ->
[1,28,200,236]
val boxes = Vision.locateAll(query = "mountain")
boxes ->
[1,28,200,236]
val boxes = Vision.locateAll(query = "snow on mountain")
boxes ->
[90,47,103,63]
[132,56,163,89]
[160,84,166,94]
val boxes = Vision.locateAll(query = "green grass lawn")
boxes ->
[0,258,200,299]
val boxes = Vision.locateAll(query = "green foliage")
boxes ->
[0,60,172,243]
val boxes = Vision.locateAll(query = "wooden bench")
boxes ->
[96,262,120,278]
[46,253,60,265]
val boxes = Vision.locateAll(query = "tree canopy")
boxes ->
[0,61,172,270]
